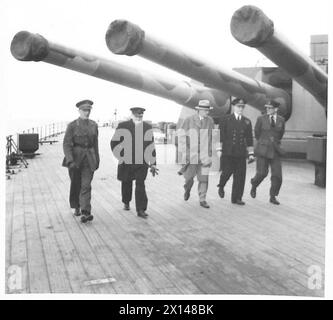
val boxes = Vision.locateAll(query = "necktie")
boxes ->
[200,118,204,127]
[270,116,275,128]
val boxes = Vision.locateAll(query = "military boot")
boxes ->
[72,207,81,216]
[81,210,94,223]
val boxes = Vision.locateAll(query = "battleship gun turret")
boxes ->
[105,20,291,119]
[10,31,229,119]
[230,5,328,110]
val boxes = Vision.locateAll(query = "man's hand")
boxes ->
[201,159,212,168]
[150,165,159,177]
[248,154,255,164]
[217,150,222,158]
[68,162,78,170]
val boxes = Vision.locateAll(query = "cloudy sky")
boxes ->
[1,0,330,134]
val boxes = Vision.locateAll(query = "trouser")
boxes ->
[121,165,148,211]
[218,156,246,202]
[68,157,94,213]
[183,164,209,202]
[251,156,282,197]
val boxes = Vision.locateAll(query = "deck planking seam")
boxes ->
[98,176,281,295]
[9,173,30,293]
[31,156,76,293]
[91,187,178,294]
[53,164,152,294]
[22,168,52,293]
[145,175,320,296]
[144,182,299,295]
[154,174,325,265]
[40,152,116,294]
[93,181,203,294]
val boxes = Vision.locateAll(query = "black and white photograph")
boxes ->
[1,0,331,300]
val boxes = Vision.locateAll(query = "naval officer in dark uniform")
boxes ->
[62,99,99,223]
[111,107,158,218]
[217,98,254,205]
[250,100,285,205]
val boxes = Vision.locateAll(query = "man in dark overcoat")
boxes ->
[62,99,99,223]
[250,99,286,205]
[216,98,254,205]
[111,107,158,218]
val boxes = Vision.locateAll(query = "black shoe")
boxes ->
[123,203,130,211]
[218,188,225,198]
[72,208,81,216]
[184,189,190,201]
[233,199,245,205]
[200,201,210,209]
[270,196,280,205]
[137,210,148,218]
[81,211,94,223]
[250,186,256,198]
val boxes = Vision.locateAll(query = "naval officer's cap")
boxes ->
[130,107,146,114]
[231,97,247,106]
[76,99,93,110]
[265,99,280,108]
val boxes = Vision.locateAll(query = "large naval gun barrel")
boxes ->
[10,31,229,118]
[230,5,328,109]
[105,20,291,119]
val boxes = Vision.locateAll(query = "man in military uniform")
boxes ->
[216,98,254,205]
[111,107,158,218]
[62,99,99,223]
[178,100,215,208]
[250,100,285,205]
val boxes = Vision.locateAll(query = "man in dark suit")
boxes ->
[62,99,99,223]
[217,98,254,205]
[250,100,286,205]
[111,107,158,218]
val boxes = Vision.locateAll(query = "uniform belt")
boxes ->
[73,144,93,148]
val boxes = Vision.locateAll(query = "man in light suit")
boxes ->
[178,100,215,208]
[250,100,286,205]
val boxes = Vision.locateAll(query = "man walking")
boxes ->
[216,98,254,205]
[111,107,158,218]
[62,99,99,223]
[178,100,215,208]
[250,99,286,205]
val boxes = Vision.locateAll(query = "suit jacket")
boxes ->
[219,114,253,158]
[254,114,285,159]
[111,119,156,181]
[62,118,100,171]
[178,114,215,165]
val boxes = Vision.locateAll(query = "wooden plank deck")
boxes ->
[5,127,326,296]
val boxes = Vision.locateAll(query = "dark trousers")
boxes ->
[251,156,282,197]
[218,156,246,202]
[68,157,94,213]
[121,165,148,211]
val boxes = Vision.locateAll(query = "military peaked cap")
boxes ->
[76,99,93,110]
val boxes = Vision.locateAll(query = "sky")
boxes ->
[1,0,333,299]
[1,0,330,134]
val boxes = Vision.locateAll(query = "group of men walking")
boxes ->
[62,97,285,223]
